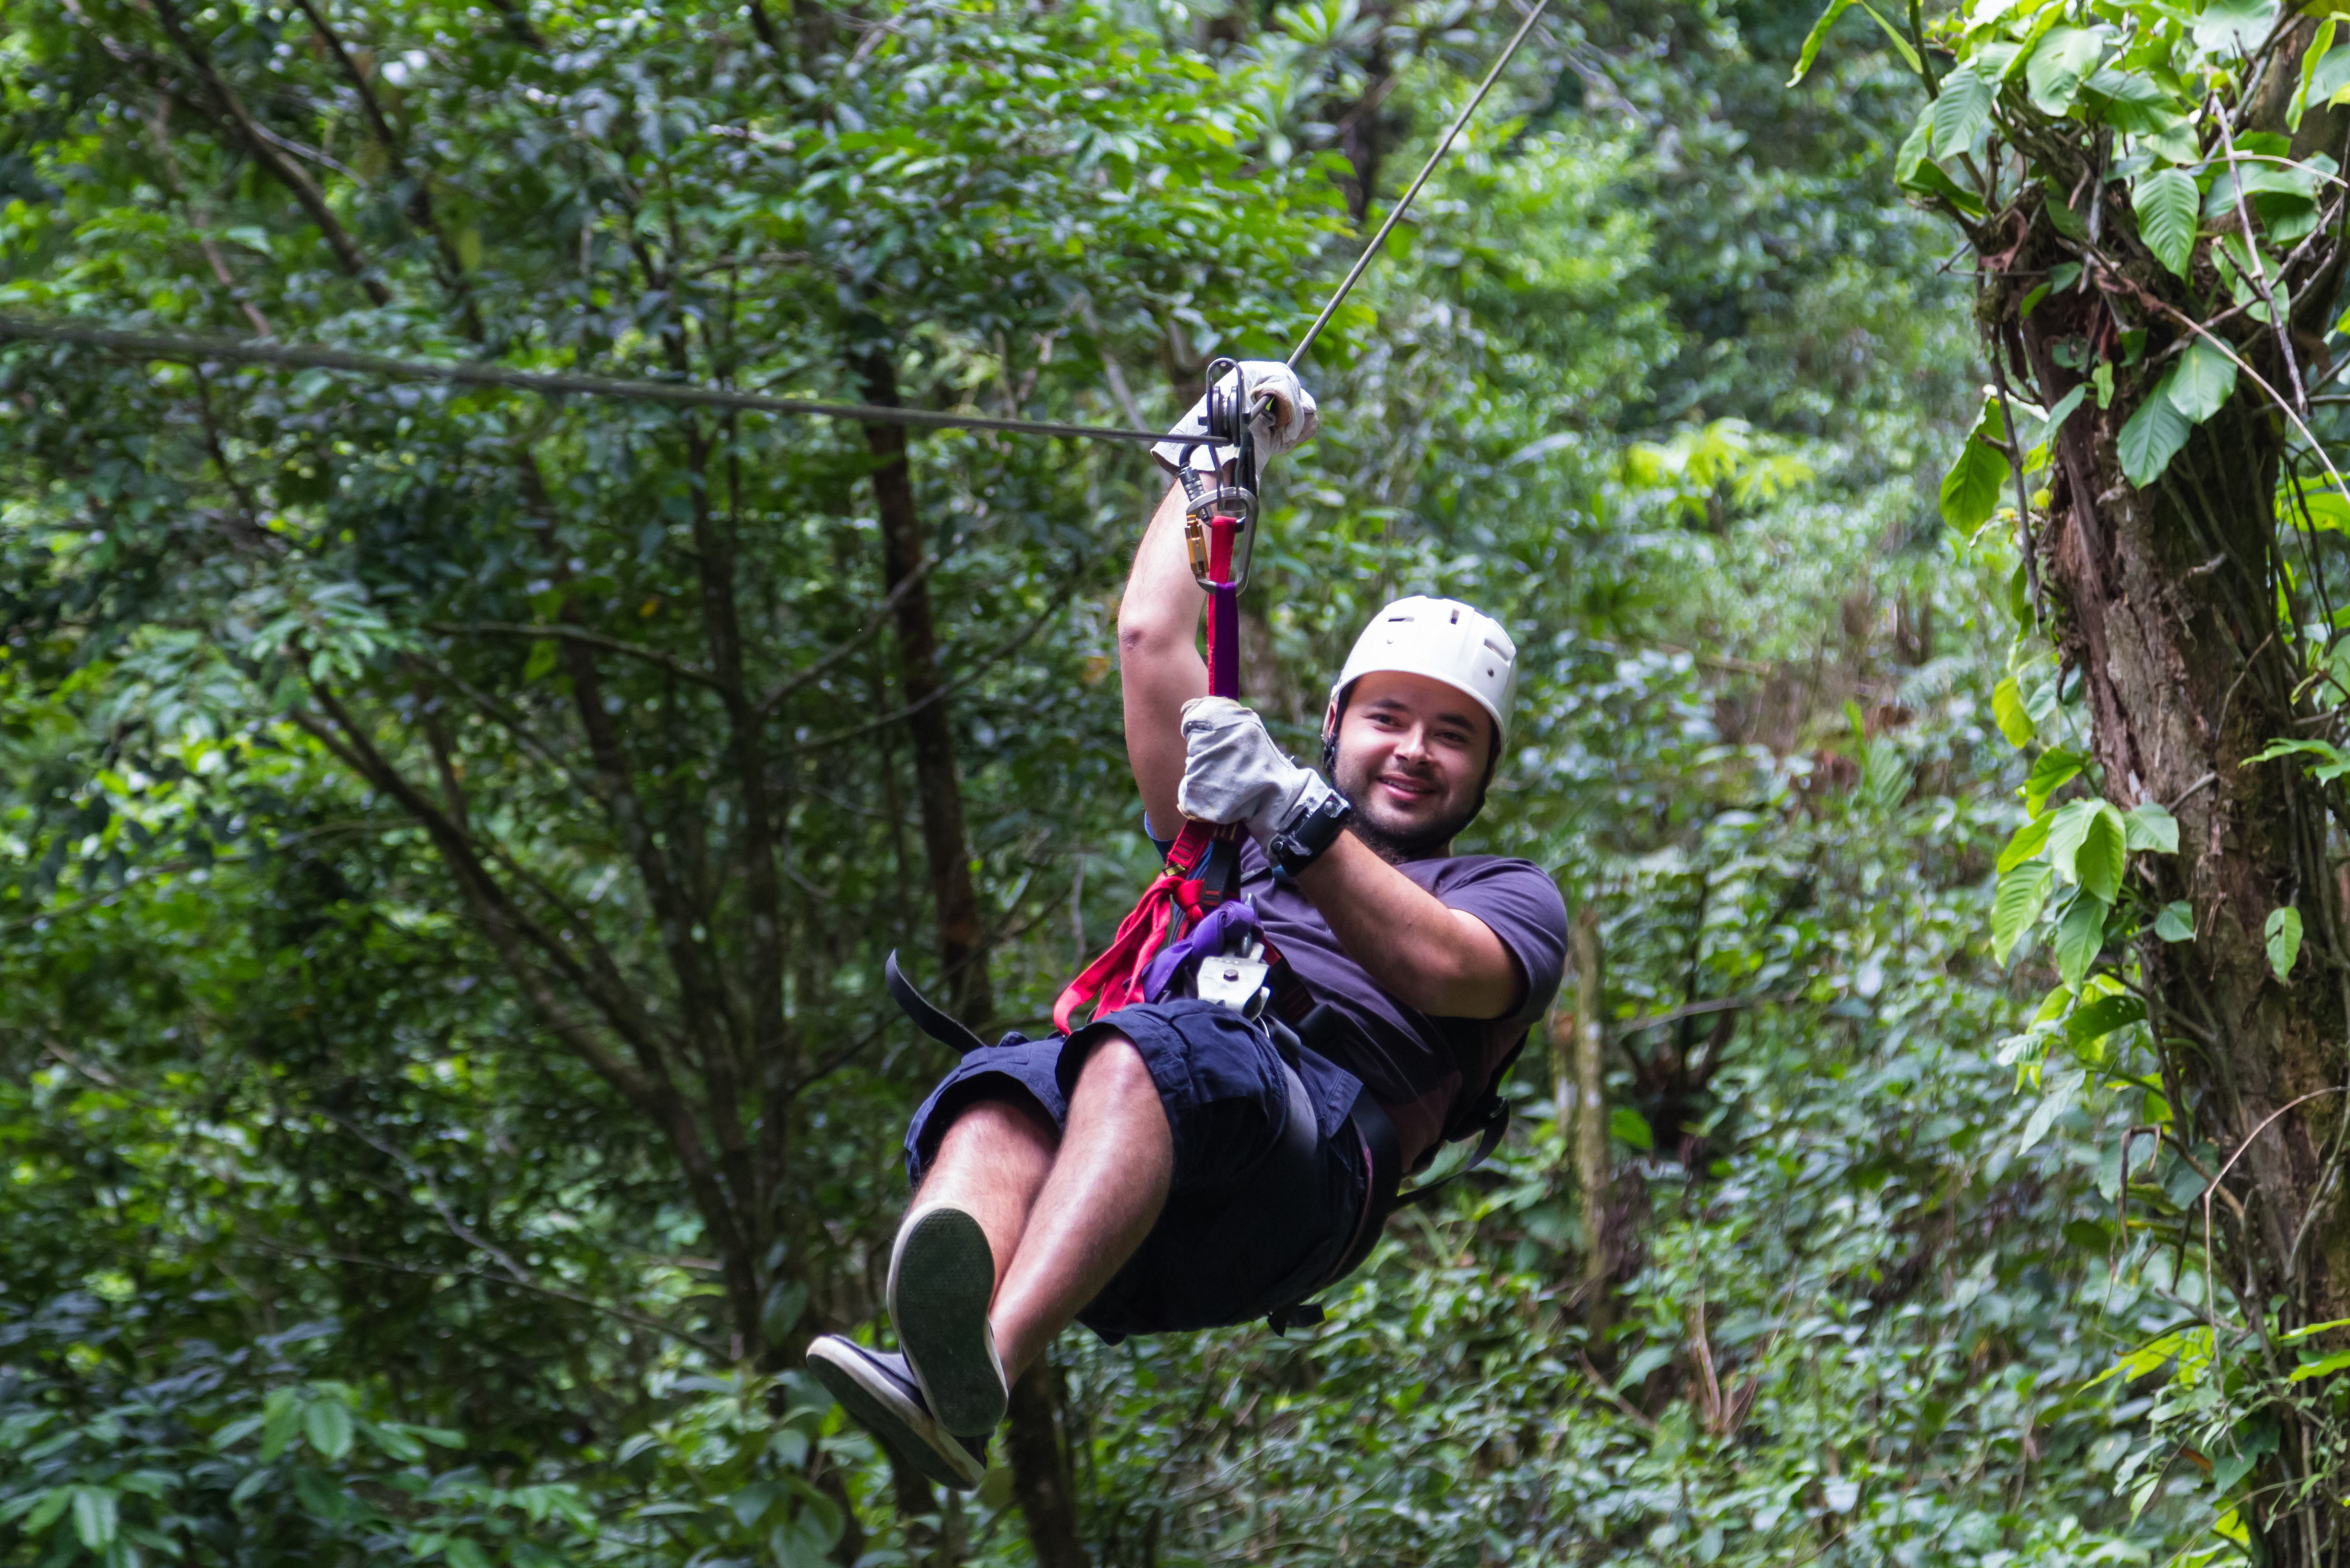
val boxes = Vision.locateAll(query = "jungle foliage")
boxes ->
[0,0,2288,1561]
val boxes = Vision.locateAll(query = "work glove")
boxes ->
[1153,361,1318,480]
[1177,696,1342,848]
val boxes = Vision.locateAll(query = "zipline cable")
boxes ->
[0,3,1550,436]
[0,314,1168,445]
[1284,0,1553,370]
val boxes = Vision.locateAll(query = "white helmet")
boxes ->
[1326,596,1517,746]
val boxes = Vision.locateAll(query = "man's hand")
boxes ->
[1152,362,1318,479]
[1177,697,1339,846]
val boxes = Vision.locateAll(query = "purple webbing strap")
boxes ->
[1207,582,1240,699]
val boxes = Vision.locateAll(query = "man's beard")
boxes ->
[1333,764,1487,865]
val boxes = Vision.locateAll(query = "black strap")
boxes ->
[884,949,989,1057]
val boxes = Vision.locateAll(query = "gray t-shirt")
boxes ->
[1229,834,1569,1171]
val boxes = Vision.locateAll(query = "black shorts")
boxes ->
[903,999,1370,1338]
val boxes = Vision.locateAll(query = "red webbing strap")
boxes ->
[1204,514,1240,697]
[1053,820,1228,1033]
[1053,514,1249,1035]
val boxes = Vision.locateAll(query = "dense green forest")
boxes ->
[6,0,2347,1559]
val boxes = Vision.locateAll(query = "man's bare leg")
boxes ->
[914,1094,1058,1290]
[986,1034,1173,1378]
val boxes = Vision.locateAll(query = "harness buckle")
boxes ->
[1190,954,1271,1017]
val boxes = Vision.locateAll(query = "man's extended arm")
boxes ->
[1115,480,1208,836]
[1293,833,1523,1019]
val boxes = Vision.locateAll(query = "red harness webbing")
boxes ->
[1050,818,1240,1034]
[1052,510,1246,1034]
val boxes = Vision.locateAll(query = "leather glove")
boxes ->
[1177,696,1341,848]
[1153,361,1318,480]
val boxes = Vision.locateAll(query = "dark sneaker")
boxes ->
[805,1336,986,1490]
[888,1205,1008,1436]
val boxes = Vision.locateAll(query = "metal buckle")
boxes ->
[1192,955,1271,1017]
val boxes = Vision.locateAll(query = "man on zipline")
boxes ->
[809,363,1568,1488]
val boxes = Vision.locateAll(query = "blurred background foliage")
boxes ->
[0,0,2238,1560]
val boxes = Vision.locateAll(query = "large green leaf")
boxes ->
[1992,676,2036,747]
[2026,29,2105,115]
[69,1488,118,1552]
[2046,798,2126,899]
[2192,0,2278,59]
[2124,801,2179,853]
[2118,384,2191,485]
[304,1396,355,1461]
[1939,433,2008,529]
[1999,812,2054,873]
[2053,892,2109,989]
[2291,21,2343,128]
[1789,0,1858,85]
[2248,736,2350,780]
[1932,65,1996,157]
[1994,862,2055,962]
[2133,167,2199,277]
[2165,340,2237,422]
[2026,746,2085,814]
[2266,906,2303,982]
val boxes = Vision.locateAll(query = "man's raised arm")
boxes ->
[1115,482,1210,835]
[1115,363,1319,832]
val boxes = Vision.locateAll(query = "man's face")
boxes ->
[1326,670,1494,859]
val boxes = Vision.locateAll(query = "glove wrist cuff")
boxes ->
[1269,777,1353,880]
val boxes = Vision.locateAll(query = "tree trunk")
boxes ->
[2010,247,2350,1561]
[852,348,995,1029]
[851,344,1085,1562]
[1003,1361,1089,1568]
[1571,908,1609,1296]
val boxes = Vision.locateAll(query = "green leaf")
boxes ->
[2266,905,2303,982]
[2118,383,2191,485]
[1940,433,2009,529]
[2166,340,2238,423]
[2026,28,2105,115]
[260,1390,301,1461]
[1993,676,2036,747]
[1852,0,1923,74]
[1999,812,2053,873]
[1610,1106,1653,1151]
[2155,900,2195,941]
[2046,798,2126,897]
[25,1488,72,1537]
[2291,20,2342,129]
[2026,746,2085,814]
[2278,1315,2350,1343]
[304,1396,354,1461]
[2124,801,2178,852]
[1994,862,2055,962]
[2288,1348,2350,1382]
[2192,0,2277,59]
[446,1540,495,1568]
[2247,736,2350,780]
[1789,0,1858,85]
[523,638,561,683]
[2084,68,2180,136]
[2133,167,2200,277]
[71,1487,119,1552]
[2075,804,2127,901]
[1932,64,1996,157]
[2054,892,2109,989]
[2066,992,2145,1046]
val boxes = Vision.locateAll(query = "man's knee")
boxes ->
[936,1088,1059,1157]
[1069,1030,1153,1098]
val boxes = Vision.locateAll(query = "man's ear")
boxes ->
[1319,696,1342,777]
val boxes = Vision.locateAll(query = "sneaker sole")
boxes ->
[805,1338,983,1490]
[888,1206,1007,1436]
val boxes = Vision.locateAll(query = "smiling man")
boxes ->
[807,364,1568,1490]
